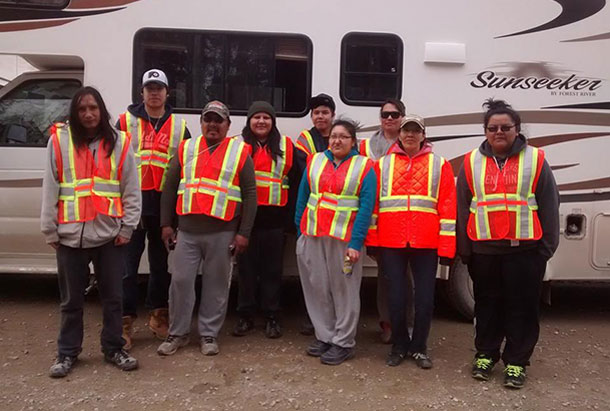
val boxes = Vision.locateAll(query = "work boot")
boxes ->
[49,355,77,378]
[232,317,254,337]
[411,352,433,369]
[148,308,169,340]
[265,318,282,339]
[104,349,138,371]
[320,344,355,365]
[122,315,134,351]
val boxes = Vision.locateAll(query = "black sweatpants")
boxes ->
[468,249,547,366]
[236,227,285,320]
[56,241,126,357]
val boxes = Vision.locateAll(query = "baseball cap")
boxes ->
[309,93,336,112]
[401,114,425,131]
[201,100,230,121]
[142,69,168,88]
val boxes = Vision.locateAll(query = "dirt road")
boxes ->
[0,275,608,411]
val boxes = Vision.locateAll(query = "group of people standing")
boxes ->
[41,68,559,390]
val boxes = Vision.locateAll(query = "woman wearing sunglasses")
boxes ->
[456,99,559,389]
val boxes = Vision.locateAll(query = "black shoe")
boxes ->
[49,355,77,378]
[232,317,254,337]
[386,351,406,367]
[472,355,495,381]
[104,349,138,371]
[265,319,282,339]
[306,340,332,357]
[320,344,355,365]
[503,365,526,389]
[300,320,315,336]
[411,352,433,369]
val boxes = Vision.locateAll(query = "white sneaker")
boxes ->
[157,335,190,356]
[200,336,219,356]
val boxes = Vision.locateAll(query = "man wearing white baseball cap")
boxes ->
[117,69,191,350]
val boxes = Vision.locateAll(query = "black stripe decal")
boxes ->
[542,102,610,110]
[561,192,610,203]
[0,7,125,23]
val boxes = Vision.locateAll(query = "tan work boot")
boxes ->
[122,315,135,351]
[148,308,169,340]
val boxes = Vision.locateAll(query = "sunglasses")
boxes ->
[380,111,401,119]
[486,124,515,133]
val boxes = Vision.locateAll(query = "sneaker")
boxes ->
[472,355,495,381]
[504,365,526,389]
[300,320,315,336]
[148,308,169,340]
[157,335,190,356]
[232,317,254,337]
[380,321,392,344]
[265,319,282,339]
[386,351,406,367]
[49,355,77,378]
[306,340,332,357]
[200,336,219,356]
[320,344,355,365]
[122,315,134,351]
[412,352,433,369]
[104,349,138,371]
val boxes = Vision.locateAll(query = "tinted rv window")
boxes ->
[0,0,68,8]
[133,29,312,116]
[0,79,81,146]
[340,33,403,106]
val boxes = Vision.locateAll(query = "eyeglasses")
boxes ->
[329,134,353,141]
[486,124,515,133]
[380,111,401,119]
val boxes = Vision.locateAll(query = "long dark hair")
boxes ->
[483,98,521,133]
[241,118,283,162]
[68,86,117,155]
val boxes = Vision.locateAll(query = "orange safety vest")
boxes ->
[119,112,185,191]
[295,129,318,156]
[375,149,456,257]
[300,152,373,242]
[176,136,249,221]
[51,124,130,223]
[237,135,294,206]
[464,146,544,241]
[359,139,373,158]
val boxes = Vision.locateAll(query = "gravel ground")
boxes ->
[0,275,608,411]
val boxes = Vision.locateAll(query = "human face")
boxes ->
[485,114,518,156]
[329,125,355,160]
[380,103,402,136]
[399,123,425,156]
[77,94,101,133]
[142,83,168,109]
[201,113,230,143]
[249,112,273,140]
[311,106,334,135]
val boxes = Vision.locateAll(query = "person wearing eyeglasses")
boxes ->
[359,98,415,345]
[295,119,376,365]
[157,100,257,357]
[456,99,559,389]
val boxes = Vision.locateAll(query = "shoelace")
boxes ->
[203,336,215,344]
[475,357,493,370]
[505,365,524,377]
[412,353,429,360]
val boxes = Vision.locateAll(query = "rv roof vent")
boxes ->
[424,42,465,65]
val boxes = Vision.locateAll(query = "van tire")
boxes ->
[446,259,475,321]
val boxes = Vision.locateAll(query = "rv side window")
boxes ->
[0,79,81,146]
[0,0,69,8]
[340,32,403,106]
[133,28,312,116]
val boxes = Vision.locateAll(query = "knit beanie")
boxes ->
[247,101,276,122]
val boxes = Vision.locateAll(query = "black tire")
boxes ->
[446,259,475,321]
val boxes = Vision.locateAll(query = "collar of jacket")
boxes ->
[388,140,433,158]
[323,147,360,167]
[127,102,174,125]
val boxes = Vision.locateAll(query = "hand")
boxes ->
[49,242,59,250]
[114,235,130,246]
[230,234,249,255]
[161,226,176,252]
[346,248,360,263]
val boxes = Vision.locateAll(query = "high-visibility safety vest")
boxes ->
[50,124,130,223]
[295,129,318,156]
[118,111,185,191]
[300,152,373,242]
[464,146,544,241]
[359,139,373,159]
[176,136,249,221]
[235,135,294,206]
[374,149,456,257]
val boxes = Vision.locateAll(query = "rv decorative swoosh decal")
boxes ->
[562,31,610,42]
[542,102,610,110]
[496,0,606,39]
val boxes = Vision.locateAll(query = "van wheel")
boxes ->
[446,259,475,321]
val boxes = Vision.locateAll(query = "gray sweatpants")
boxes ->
[168,230,234,338]
[296,235,363,348]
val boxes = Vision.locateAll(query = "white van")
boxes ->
[1,0,609,318]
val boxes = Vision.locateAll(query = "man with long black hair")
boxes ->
[41,86,141,378]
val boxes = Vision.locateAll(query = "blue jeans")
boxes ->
[380,247,438,354]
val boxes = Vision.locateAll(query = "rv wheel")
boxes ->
[446,259,475,321]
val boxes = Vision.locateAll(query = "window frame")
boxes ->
[339,31,404,107]
[132,27,313,118]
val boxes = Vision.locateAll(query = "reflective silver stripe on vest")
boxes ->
[470,149,490,239]
[329,155,366,239]
[269,136,288,204]
[440,220,456,233]
[305,153,327,236]
[209,138,244,218]
[57,127,83,221]
[178,137,201,213]
[516,146,537,238]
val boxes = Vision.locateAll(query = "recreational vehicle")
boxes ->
[1,0,609,318]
